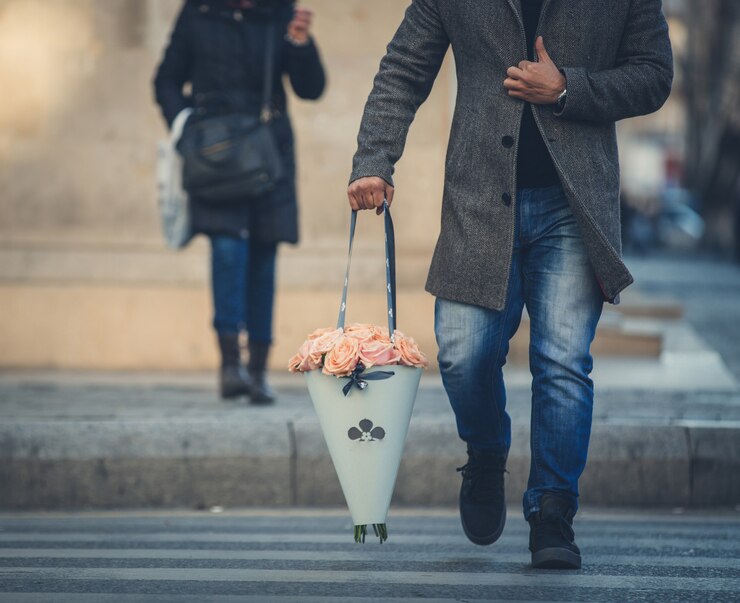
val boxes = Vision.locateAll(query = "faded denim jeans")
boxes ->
[209,234,277,343]
[434,184,604,520]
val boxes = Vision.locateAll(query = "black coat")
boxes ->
[153,0,326,244]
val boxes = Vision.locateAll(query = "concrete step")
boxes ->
[2,407,738,511]
[1,377,738,511]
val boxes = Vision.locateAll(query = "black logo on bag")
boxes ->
[348,418,385,442]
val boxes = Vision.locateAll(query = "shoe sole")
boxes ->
[531,547,582,569]
[460,503,506,546]
[220,389,249,400]
[250,396,275,405]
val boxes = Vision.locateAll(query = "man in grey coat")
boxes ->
[348,0,672,568]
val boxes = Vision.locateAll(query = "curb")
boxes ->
[2,418,738,510]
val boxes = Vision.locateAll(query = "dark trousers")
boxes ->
[209,234,277,343]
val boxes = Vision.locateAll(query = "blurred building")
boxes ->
[682,0,740,257]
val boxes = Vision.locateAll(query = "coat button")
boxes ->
[502,135,514,148]
[501,192,512,206]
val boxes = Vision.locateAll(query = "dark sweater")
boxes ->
[516,0,560,189]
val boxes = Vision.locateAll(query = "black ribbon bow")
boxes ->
[341,363,395,396]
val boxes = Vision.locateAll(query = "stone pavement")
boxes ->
[1,252,739,511]
[0,508,739,602]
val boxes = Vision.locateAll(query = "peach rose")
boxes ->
[393,330,429,368]
[372,326,392,343]
[322,335,360,376]
[288,340,307,373]
[306,326,337,340]
[358,338,401,368]
[308,327,344,366]
[344,323,377,342]
[288,339,320,373]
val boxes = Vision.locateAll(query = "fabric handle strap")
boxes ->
[170,107,193,144]
[336,201,397,340]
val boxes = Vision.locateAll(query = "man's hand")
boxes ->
[503,37,566,105]
[287,6,313,44]
[348,177,395,215]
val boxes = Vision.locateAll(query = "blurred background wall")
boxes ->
[0,0,736,370]
[0,0,454,370]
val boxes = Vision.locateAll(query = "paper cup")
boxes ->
[305,365,422,527]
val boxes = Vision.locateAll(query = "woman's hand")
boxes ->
[287,6,313,44]
[348,177,395,215]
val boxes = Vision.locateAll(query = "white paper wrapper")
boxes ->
[305,365,423,526]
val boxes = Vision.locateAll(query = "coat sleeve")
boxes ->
[349,0,450,186]
[554,0,673,124]
[153,4,194,129]
[283,37,326,100]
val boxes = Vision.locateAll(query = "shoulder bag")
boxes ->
[177,23,284,204]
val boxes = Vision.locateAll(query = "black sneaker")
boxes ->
[528,493,582,569]
[457,445,508,546]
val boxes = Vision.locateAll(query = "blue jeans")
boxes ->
[434,185,604,520]
[209,234,277,343]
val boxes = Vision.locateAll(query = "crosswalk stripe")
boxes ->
[0,532,738,551]
[1,522,737,536]
[0,548,738,569]
[1,566,739,591]
[1,595,523,603]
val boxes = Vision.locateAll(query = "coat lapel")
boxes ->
[505,0,524,28]
[505,0,557,57]
[505,0,526,55]
[537,0,556,39]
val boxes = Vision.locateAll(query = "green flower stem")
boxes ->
[354,523,387,544]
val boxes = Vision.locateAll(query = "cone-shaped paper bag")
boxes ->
[305,365,422,527]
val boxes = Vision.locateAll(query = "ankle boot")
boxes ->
[217,332,252,399]
[457,445,508,546]
[247,340,276,405]
[528,493,582,569]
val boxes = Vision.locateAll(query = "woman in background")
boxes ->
[154,0,325,403]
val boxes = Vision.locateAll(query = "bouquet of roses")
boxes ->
[288,323,428,378]
[290,201,428,543]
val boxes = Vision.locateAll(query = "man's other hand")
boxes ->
[504,36,566,105]
[348,176,395,215]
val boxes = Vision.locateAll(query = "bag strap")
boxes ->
[260,23,276,123]
[336,200,397,342]
[170,108,193,145]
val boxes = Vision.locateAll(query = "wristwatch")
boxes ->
[556,88,567,111]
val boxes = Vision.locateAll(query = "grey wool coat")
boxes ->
[350,0,673,311]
